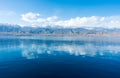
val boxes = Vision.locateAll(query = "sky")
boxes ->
[0,0,120,28]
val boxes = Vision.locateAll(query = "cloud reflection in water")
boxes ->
[19,41,120,59]
[0,38,120,59]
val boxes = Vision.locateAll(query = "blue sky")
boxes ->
[0,0,120,28]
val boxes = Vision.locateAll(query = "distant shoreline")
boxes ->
[0,33,120,37]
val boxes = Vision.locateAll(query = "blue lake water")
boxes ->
[0,36,120,78]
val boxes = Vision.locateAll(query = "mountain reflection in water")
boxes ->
[0,36,120,78]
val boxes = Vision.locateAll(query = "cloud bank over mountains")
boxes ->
[21,12,120,28]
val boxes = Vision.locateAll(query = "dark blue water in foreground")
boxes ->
[0,36,120,78]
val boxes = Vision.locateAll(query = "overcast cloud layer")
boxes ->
[21,12,120,28]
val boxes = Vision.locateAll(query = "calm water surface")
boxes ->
[0,36,120,78]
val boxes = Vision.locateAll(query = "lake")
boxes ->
[0,36,120,78]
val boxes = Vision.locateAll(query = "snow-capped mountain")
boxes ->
[0,23,120,36]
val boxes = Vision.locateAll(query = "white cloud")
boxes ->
[21,12,120,28]
[21,12,58,27]
[47,16,58,21]
[21,12,40,23]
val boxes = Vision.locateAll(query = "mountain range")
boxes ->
[0,23,120,37]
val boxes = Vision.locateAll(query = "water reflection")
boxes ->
[20,42,120,59]
[0,37,120,59]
